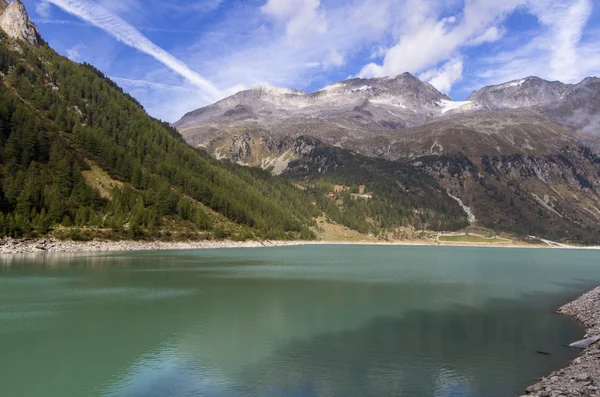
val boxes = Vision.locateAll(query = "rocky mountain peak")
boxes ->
[0,0,43,47]
[467,76,570,110]
[316,72,450,105]
[577,76,600,88]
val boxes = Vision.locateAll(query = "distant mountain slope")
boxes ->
[177,73,600,154]
[467,76,600,150]
[539,77,600,150]
[466,77,570,110]
[345,112,600,243]
[175,72,600,243]
[175,73,474,141]
[284,136,470,234]
[281,113,600,243]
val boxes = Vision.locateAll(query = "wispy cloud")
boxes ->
[66,44,86,61]
[35,18,248,36]
[472,0,597,86]
[183,0,393,94]
[261,0,326,37]
[355,0,598,93]
[35,1,53,17]
[358,1,523,86]
[35,0,599,121]
[35,18,87,26]
[112,77,196,93]
[45,0,222,101]
[419,58,464,95]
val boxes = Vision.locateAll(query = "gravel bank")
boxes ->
[523,286,600,397]
[2,237,600,255]
[0,237,305,254]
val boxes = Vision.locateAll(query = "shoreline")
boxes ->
[0,237,307,254]
[523,286,600,397]
[1,237,600,255]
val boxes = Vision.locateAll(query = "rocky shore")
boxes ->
[2,237,600,255]
[0,237,305,254]
[523,286,600,397]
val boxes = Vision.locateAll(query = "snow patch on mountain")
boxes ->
[319,83,343,92]
[499,79,526,89]
[257,86,305,96]
[438,99,473,114]
[352,85,371,93]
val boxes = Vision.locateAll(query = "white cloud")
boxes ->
[370,45,388,60]
[183,0,392,93]
[528,0,593,81]
[324,48,344,68]
[66,44,86,61]
[35,1,53,18]
[111,77,196,93]
[420,58,464,94]
[35,18,223,35]
[468,26,506,46]
[356,0,598,94]
[95,0,141,15]
[260,0,326,37]
[45,0,222,102]
[358,0,523,80]
[474,0,597,86]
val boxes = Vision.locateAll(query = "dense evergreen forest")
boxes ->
[0,33,317,240]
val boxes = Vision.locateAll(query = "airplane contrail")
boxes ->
[46,0,222,101]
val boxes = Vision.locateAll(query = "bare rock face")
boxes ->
[0,1,43,47]
[175,74,600,165]
[466,76,600,151]
[467,77,570,110]
[174,72,461,133]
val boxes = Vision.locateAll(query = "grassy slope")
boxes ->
[438,235,511,244]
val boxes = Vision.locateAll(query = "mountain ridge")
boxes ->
[176,72,600,153]
[175,72,600,244]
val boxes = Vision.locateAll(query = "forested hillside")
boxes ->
[0,32,318,240]
[285,137,469,236]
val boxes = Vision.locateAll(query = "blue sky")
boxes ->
[22,0,600,122]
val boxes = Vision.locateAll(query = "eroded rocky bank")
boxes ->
[0,237,303,254]
[523,286,600,397]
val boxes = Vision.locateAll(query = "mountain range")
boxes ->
[175,73,600,154]
[174,68,600,244]
[1,0,599,244]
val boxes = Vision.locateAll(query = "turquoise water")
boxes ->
[0,245,599,396]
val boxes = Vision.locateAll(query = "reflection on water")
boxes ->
[0,246,599,397]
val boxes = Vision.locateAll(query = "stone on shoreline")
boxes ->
[524,286,600,396]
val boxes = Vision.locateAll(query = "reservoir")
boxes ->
[1,245,599,396]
